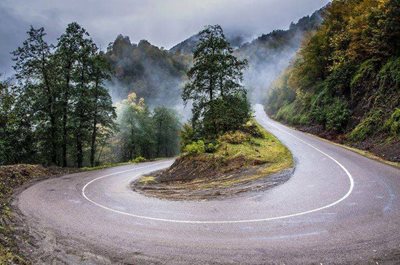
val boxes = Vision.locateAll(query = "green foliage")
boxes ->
[182,25,251,139]
[205,142,219,153]
[218,131,250,144]
[4,24,117,168]
[349,110,383,141]
[4,21,183,168]
[384,108,400,137]
[242,120,265,138]
[276,102,296,123]
[350,59,379,89]
[132,156,146,163]
[183,140,205,155]
[325,98,350,132]
[378,57,400,91]
[153,106,181,157]
[202,93,252,136]
[266,73,296,115]
[116,93,181,161]
[266,0,400,142]
[179,123,195,151]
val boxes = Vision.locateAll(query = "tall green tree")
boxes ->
[117,93,153,160]
[182,25,250,138]
[116,93,180,161]
[0,79,16,164]
[153,107,180,157]
[0,78,36,164]
[12,26,59,165]
[56,22,85,167]
[72,34,96,168]
[88,53,116,167]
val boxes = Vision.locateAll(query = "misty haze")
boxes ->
[0,1,400,264]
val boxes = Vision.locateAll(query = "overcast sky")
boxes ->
[0,0,329,75]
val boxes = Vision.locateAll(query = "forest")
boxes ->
[266,0,400,161]
[0,23,181,167]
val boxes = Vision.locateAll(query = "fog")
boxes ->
[0,0,330,75]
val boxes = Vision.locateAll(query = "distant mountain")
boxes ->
[238,10,323,64]
[106,7,324,107]
[237,8,323,102]
[169,34,200,54]
[170,32,247,54]
[105,35,191,106]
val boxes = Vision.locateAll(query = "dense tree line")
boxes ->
[113,93,180,161]
[182,25,251,144]
[0,24,116,167]
[266,0,400,159]
[0,23,182,167]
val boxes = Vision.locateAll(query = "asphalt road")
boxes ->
[16,105,400,264]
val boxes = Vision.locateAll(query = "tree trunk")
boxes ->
[62,62,71,167]
[42,58,57,165]
[90,77,99,167]
[76,130,83,168]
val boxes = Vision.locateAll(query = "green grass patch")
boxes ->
[213,121,293,175]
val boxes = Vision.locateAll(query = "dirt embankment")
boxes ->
[132,123,294,200]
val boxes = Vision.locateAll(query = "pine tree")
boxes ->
[182,25,250,138]
[88,53,116,167]
[56,22,85,167]
[153,107,180,157]
[12,26,59,165]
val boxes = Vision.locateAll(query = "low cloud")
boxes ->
[0,0,329,74]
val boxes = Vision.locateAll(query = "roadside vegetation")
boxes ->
[133,25,293,199]
[0,23,181,168]
[266,0,400,162]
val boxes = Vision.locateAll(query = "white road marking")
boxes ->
[81,113,355,224]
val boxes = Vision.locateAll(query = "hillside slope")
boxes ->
[237,8,323,102]
[266,0,400,161]
[104,35,191,105]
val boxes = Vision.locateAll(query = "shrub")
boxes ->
[242,120,264,138]
[183,140,205,154]
[180,123,195,151]
[325,98,350,132]
[276,102,296,123]
[298,114,311,125]
[378,57,400,91]
[219,131,250,144]
[350,59,378,89]
[132,156,146,163]
[202,93,252,137]
[205,142,219,153]
[384,108,400,137]
[348,110,383,141]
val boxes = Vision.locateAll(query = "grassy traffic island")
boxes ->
[132,121,294,200]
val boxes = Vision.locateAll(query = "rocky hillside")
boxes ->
[104,35,191,105]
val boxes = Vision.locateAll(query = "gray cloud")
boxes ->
[0,0,329,74]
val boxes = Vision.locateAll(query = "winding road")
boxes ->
[16,105,400,264]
